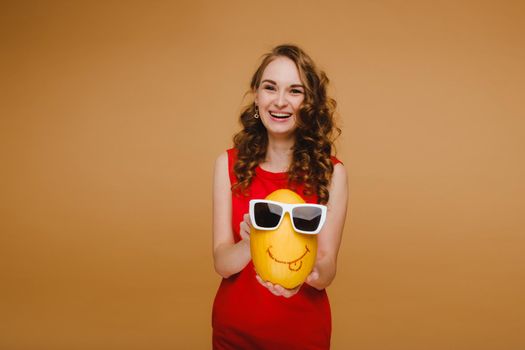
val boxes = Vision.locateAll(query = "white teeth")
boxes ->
[270,112,291,117]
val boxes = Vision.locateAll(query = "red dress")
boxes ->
[212,148,341,350]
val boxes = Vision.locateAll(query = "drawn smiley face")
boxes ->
[250,189,318,289]
[266,245,310,272]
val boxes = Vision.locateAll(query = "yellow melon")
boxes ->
[250,189,317,289]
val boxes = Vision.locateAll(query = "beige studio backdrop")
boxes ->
[1,1,524,349]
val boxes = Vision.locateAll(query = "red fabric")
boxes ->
[212,148,342,350]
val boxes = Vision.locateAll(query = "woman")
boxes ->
[212,44,348,349]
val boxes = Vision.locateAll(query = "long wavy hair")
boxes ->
[232,44,340,204]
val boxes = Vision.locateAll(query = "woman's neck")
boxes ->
[260,135,295,173]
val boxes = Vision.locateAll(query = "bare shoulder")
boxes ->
[215,151,228,169]
[213,151,231,191]
[214,151,230,179]
[331,162,348,185]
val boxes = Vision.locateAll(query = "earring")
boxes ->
[254,105,259,119]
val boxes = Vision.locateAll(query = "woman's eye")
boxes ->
[291,89,304,94]
[263,85,276,91]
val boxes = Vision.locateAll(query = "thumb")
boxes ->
[306,269,319,283]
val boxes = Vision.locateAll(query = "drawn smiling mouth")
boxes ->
[267,245,310,272]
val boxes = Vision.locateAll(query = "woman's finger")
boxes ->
[274,284,285,296]
[265,281,280,296]
[243,213,252,227]
[276,284,299,298]
[240,232,248,241]
[239,221,250,241]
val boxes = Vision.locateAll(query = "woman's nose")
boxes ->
[274,91,288,108]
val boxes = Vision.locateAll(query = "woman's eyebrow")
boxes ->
[261,79,304,88]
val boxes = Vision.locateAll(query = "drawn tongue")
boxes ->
[288,260,302,272]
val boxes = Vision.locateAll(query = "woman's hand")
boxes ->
[239,213,251,241]
[253,262,325,297]
[305,266,322,289]
[254,264,325,298]
[255,274,302,298]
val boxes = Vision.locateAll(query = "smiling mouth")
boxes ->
[266,245,310,272]
[269,112,292,119]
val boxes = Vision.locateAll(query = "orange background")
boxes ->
[1,1,524,349]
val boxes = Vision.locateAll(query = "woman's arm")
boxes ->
[306,162,349,290]
[212,151,251,278]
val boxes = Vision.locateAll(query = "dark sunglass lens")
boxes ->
[254,202,283,228]
[292,207,322,232]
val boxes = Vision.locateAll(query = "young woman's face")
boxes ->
[255,56,305,137]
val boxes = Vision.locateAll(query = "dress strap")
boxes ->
[330,155,343,166]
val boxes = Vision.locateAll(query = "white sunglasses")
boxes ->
[249,199,327,235]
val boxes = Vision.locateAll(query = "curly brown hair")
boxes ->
[232,44,341,204]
